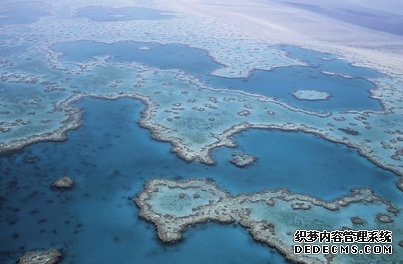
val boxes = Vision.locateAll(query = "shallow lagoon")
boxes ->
[0,98,400,263]
[205,66,382,112]
[52,40,383,112]
[52,41,218,77]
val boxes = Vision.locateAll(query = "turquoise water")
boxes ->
[212,129,401,203]
[0,1,50,25]
[205,66,382,112]
[0,98,400,263]
[76,6,174,21]
[52,41,383,112]
[205,45,383,111]
[52,41,219,77]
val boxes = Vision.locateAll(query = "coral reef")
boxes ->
[17,249,62,264]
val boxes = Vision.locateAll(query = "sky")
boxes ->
[280,0,403,36]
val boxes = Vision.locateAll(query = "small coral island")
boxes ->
[230,152,257,167]
[52,177,74,189]
[291,89,331,101]
[135,178,401,264]
[17,249,62,264]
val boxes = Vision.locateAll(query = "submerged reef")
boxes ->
[136,178,402,264]
[1,56,402,185]
[397,178,403,192]
[17,249,62,264]
[0,0,402,185]
[1,67,402,181]
[321,71,355,79]
[350,217,364,225]
[1,0,403,263]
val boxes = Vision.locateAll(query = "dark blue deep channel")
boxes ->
[52,41,383,112]
[0,98,400,264]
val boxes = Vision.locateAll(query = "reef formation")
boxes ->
[136,178,402,264]
[52,177,74,189]
[230,152,257,167]
[0,0,402,185]
[1,0,403,263]
[17,249,62,264]
[291,89,331,101]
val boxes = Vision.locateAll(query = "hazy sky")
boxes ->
[281,0,403,36]
[281,0,403,14]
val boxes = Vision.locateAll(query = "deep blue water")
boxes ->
[76,6,174,21]
[0,1,50,25]
[52,40,383,112]
[0,97,400,263]
[0,98,289,264]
